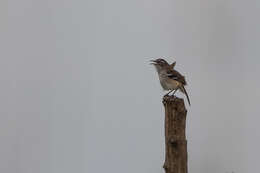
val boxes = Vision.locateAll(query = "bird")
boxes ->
[150,58,190,105]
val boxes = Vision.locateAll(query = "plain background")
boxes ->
[1,0,260,173]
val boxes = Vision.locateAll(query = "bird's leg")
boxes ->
[172,88,178,96]
[167,90,174,95]
[164,90,173,97]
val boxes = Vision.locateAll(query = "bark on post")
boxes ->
[162,95,188,173]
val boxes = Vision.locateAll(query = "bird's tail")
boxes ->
[180,85,191,106]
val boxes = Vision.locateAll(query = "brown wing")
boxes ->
[166,69,187,85]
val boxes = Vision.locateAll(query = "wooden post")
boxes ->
[162,95,188,173]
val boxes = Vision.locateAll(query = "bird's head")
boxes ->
[150,58,169,67]
[150,58,177,69]
[150,58,170,72]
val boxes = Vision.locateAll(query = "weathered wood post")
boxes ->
[162,95,188,173]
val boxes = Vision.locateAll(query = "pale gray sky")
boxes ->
[1,0,260,173]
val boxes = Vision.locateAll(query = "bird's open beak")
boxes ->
[149,60,157,65]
